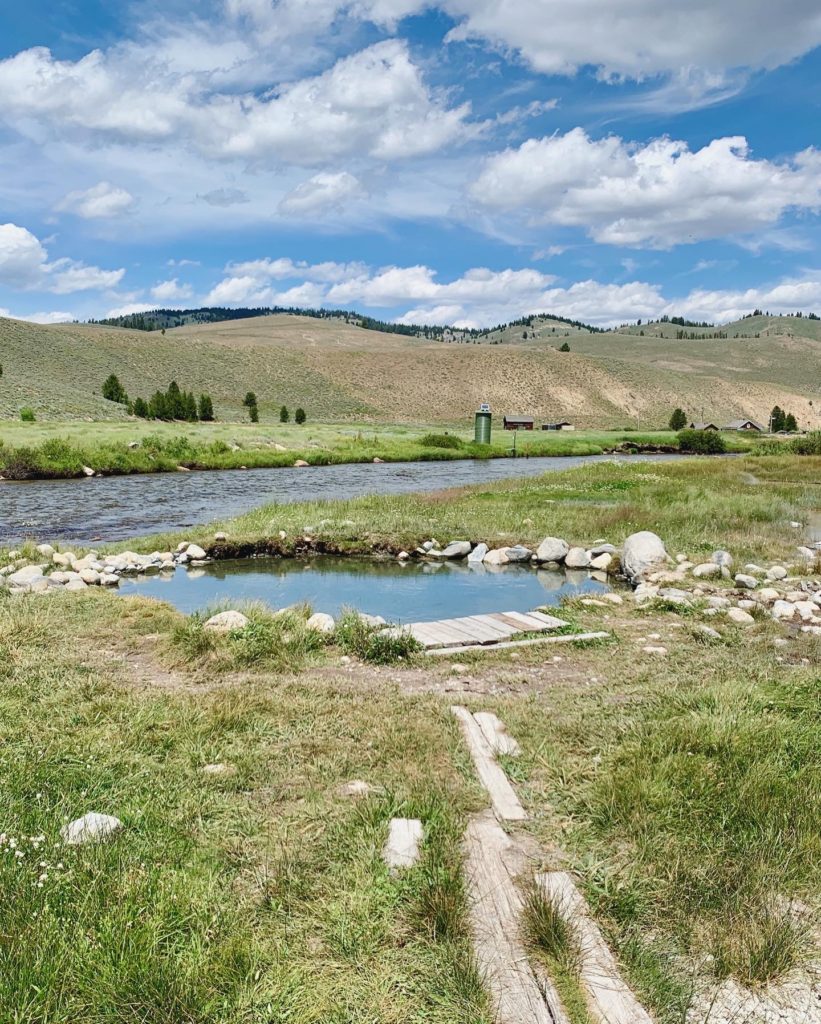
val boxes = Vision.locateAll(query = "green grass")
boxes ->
[0,418,758,479]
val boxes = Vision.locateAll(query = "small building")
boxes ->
[542,421,575,431]
[722,419,764,432]
[689,421,719,431]
[503,415,534,430]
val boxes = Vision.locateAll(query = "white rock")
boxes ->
[772,600,797,621]
[306,612,336,634]
[81,465,95,477]
[622,531,669,582]
[711,550,733,567]
[467,543,488,563]
[64,579,88,592]
[79,568,100,585]
[601,592,623,605]
[695,625,722,641]
[36,543,55,557]
[61,812,122,846]
[483,548,510,566]
[707,596,731,609]
[437,541,472,559]
[734,573,758,590]
[757,588,781,604]
[727,608,755,626]
[338,779,374,798]
[504,545,532,563]
[8,565,45,587]
[589,552,613,571]
[186,544,207,560]
[737,600,757,610]
[535,537,569,563]
[767,565,788,580]
[214,532,227,542]
[100,573,120,587]
[794,601,817,621]
[204,610,250,632]
[642,645,668,656]
[693,562,721,578]
[564,546,590,569]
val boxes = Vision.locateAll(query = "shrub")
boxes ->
[334,610,422,664]
[791,431,821,455]
[559,342,570,352]
[102,374,128,405]
[19,407,35,422]
[419,433,463,449]
[294,407,306,425]
[249,404,259,423]
[677,428,727,454]
[197,394,215,421]
[279,405,289,423]
[0,445,40,479]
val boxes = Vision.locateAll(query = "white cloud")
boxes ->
[279,171,366,215]
[0,223,124,293]
[471,131,821,248]
[202,254,821,327]
[438,0,821,80]
[150,278,194,302]
[198,188,250,207]
[0,308,75,324]
[0,40,473,167]
[56,181,136,219]
[105,302,157,318]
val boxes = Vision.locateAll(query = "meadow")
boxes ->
[1,452,818,1022]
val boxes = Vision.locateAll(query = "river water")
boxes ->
[0,453,684,544]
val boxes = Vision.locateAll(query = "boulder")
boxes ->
[204,610,250,632]
[590,543,617,556]
[734,574,758,590]
[564,547,590,569]
[727,607,755,626]
[36,544,55,557]
[757,587,780,604]
[186,544,207,560]
[693,563,721,578]
[467,543,488,564]
[294,459,310,467]
[64,579,88,592]
[81,465,95,477]
[535,537,569,563]
[695,625,722,641]
[8,565,45,587]
[437,541,472,559]
[767,565,788,580]
[504,545,532,563]
[483,548,510,566]
[589,552,612,571]
[61,812,122,846]
[306,612,336,634]
[621,531,669,582]
[99,573,120,587]
[711,550,733,567]
[79,568,100,585]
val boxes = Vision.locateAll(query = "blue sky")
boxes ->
[0,0,820,327]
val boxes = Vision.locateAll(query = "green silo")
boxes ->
[474,405,492,444]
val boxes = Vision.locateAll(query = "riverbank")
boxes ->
[0,420,757,481]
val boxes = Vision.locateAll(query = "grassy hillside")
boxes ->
[1,312,819,429]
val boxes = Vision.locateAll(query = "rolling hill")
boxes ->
[1,311,819,430]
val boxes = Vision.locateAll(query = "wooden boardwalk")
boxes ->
[387,609,567,650]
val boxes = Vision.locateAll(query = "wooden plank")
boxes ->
[503,610,563,631]
[427,632,611,657]
[474,712,522,756]
[470,614,520,637]
[527,610,569,629]
[463,812,570,1024]
[451,706,527,821]
[448,616,514,643]
[435,618,495,643]
[383,818,424,874]
[489,611,551,632]
[536,872,654,1024]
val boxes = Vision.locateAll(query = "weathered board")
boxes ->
[386,610,568,650]
[383,818,424,873]
[451,706,527,821]
[536,872,654,1024]
[464,812,570,1024]
[474,711,522,756]
[426,631,610,657]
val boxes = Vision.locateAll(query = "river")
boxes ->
[0,453,686,544]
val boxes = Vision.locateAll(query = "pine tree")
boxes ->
[249,403,259,423]
[669,408,687,431]
[295,407,306,424]
[183,391,198,421]
[784,412,798,432]
[102,374,128,404]
[243,391,257,409]
[133,397,149,418]
[559,342,570,352]
[198,394,215,421]
[770,406,785,431]
[279,405,289,423]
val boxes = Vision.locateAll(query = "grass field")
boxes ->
[1,453,818,1022]
[2,419,763,479]
[2,311,819,430]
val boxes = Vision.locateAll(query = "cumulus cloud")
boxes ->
[438,0,821,80]
[201,254,821,327]
[0,40,473,167]
[199,188,250,207]
[56,181,136,219]
[0,308,75,324]
[471,131,821,248]
[0,223,124,293]
[150,278,194,302]
[279,172,366,215]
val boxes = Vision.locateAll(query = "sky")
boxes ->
[0,0,820,328]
